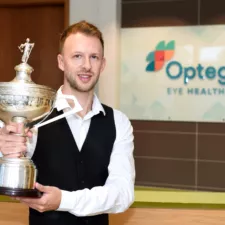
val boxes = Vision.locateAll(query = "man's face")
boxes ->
[58,32,105,92]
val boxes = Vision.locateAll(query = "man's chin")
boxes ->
[74,85,95,93]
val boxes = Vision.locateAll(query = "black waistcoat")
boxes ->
[30,104,116,225]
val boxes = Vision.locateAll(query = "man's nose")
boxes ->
[82,57,91,70]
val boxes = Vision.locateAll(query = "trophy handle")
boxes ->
[31,95,82,129]
[12,94,82,135]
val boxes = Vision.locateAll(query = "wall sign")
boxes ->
[120,25,225,122]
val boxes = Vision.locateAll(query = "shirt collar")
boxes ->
[55,86,106,116]
[92,94,106,116]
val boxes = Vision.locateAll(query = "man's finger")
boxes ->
[8,134,26,142]
[17,123,25,134]
[3,153,24,158]
[17,196,43,205]
[3,142,27,149]
[2,145,27,153]
[2,135,26,143]
[35,183,49,193]
[1,125,17,135]
[24,129,33,138]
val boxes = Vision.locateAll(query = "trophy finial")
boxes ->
[14,38,35,83]
[18,38,35,63]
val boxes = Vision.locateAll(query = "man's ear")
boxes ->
[57,54,64,71]
[100,57,106,73]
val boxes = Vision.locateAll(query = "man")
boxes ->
[0,20,135,225]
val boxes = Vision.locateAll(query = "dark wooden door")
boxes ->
[0,1,68,90]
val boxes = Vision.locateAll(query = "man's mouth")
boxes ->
[78,74,92,82]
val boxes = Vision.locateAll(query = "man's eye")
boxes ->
[74,54,82,58]
[91,55,98,60]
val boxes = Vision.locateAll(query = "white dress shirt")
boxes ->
[0,87,135,217]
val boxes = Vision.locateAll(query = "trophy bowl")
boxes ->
[0,82,56,126]
[0,38,57,197]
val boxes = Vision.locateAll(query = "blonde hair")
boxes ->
[59,20,104,53]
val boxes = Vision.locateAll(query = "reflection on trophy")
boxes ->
[0,38,57,197]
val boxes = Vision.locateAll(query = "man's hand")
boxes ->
[0,123,32,158]
[16,183,62,213]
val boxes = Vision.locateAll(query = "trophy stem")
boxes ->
[11,116,27,136]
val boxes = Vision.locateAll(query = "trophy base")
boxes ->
[0,187,42,198]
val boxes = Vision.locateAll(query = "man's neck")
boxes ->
[61,86,94,118]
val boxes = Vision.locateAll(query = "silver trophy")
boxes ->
[0,38,57,197]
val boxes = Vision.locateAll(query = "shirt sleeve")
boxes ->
[57,110,135,216]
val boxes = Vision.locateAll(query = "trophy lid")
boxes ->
[0,37,55,90]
